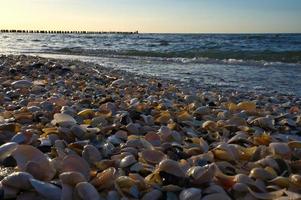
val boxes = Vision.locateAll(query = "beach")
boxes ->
[0,54,301,199]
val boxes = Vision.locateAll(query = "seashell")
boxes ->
[248,188,285,200]
[141,114,154,125]
[289,174,301,187]
[0,122,21,133]
[82,144,102,165]
[91,116,108,127]
[14,112,33,123]
[76,182,101,200]
[199,137,209,153]
[1,185,19,199]
[232,182,248,192]
[77,109,94,118]
[141,149,166,165]
[30,178,61,200]
[101,142,115,157]
[0,142,18,161]
[15,191,43,200]
[114,130,128,140]
[288,141,301,149]
[106,190,120,200]
[202,193,231,200]
[25,161,55,181]
[144,171,162,185]
[1,172,33,190]
[51,113,77,127]
[11,132,34,144]
[95,159,116,171]
[202,121,217,131]
[155,111,171,124]
[91,167,117,190]
[162,184,182,192]
[217,110,232,120]
[284,190,301,200]
[249,167,274,181]
[70,124,86,139]
[187,164,216,185]
[61,183,74,200]
[158,159,186,178]
[179,188,202,200]
[234,174,255,186]
[114,176,140,198]
[177,110,193,122]
[269,143,291,158]
[109,136,123,148]
[11,80,33,89]
[144,132,161,146]
[227,102,238,111]
[126,123,140,135]
[141,189,162,200]
[253,132,271,145]
[111,79,126,87]
[130,162,143,172]
[226,116,247,126]
[42,127,59,136]
[185,147,203,156]
[194,106,210,117]
[237,101,256,111]
[11,144,55,181]
[59,171,87,186]
[212,143,239,161]
[279,118,296,127]
[61,154,90,180]
[252,117,275,130]
[269,176,289,188]
[120,155,137,168]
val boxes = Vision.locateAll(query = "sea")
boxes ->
[1,33,301,96]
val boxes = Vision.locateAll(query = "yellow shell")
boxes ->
[155,111,171,124]
[254,133,271,145]
[288,141,301,149]
[239,146,257,160]
[228,103,238,111]
[176,110,193,122]
[237,101,256,111]
[83,119,92,125]
[269,176,289,188]
[78,109,94,118]
[42,127,59,136]
[202,121,217,131]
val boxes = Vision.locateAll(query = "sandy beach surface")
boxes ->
[1,54,301,199]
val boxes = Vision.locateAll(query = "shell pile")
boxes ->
[0,55,301,200]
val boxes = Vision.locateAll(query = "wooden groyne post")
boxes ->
[0,30,139,34]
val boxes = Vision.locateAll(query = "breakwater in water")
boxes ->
[0,29,138,34]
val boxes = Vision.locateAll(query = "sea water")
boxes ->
[1,33,301,95]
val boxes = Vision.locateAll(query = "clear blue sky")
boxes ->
[0,0,300,33]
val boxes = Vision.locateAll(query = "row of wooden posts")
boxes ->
[0,29,138,34]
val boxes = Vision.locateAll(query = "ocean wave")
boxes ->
[48,47,301,65]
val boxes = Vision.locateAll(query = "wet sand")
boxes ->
[0,54,301,199]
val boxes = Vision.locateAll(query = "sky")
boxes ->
[0,0,300,33]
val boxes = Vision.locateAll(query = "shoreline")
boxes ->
[0,54,301,199]
[35,53,301,99]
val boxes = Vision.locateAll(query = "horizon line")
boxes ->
[1,29,300,35]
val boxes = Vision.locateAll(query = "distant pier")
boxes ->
[0,29,138,34]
